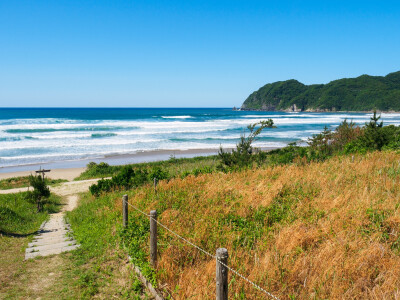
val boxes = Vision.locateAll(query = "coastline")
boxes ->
[0,147,280,181]
[4,108,398,179]
[239,108,400,113]
[0,148,220,180]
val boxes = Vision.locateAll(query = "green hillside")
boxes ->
[241,71,400,112]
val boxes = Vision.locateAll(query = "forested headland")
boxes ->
[241,71,400,112]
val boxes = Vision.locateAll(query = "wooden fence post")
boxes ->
[123,195,128,228]
[150,210,158,267]
[216,248,229,300]
[154,177,158,193]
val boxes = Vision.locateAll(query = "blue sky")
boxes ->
[0,0,399,107]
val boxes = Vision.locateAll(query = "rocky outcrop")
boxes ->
[285,104,302,112]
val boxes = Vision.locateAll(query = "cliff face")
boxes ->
[241,71,400,112]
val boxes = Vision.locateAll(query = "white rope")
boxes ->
[125,201,280,300]
[152,217,216,259]
[151,217,280,300]
[216,258,280,300]
[127,202,150,217]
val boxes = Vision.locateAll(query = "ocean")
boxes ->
[1,108,400,170]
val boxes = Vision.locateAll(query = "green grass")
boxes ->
[0,190,146,299]
[0,192,62,235]
[0,176,67,190]
[0,191,63,298]
[121,214,156,286]
[64,192,149,299]
[74,155,218,181]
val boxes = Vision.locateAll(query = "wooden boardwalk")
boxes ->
[25,208,79,260]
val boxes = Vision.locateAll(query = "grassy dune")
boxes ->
[89,150,400,299]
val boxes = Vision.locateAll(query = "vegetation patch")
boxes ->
[0,192,61,235]
[0,176,66,190]
[217,112,400,171]
[120,217,157,286]
[75,155,218,181]
[242,70,400,111]
[64,192,148,299]
[0,190,62,298]
[103,150,400,299]
[219,207,269,250]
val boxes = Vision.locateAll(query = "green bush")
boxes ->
[218,120,276,170]
[75,162,118,180]
[357,111,386,150]
[307,126,334,160]
[148,166,169,181]
[90,166,170,196]
[268,142,307,165]
[26,175,51,212]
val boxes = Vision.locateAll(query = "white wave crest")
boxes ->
[161,116,193,119]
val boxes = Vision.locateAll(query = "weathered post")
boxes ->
[216,248,229,300]
[153,177,158,193]
[123,194,128,228]
[150,210,158,267]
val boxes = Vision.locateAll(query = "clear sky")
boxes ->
[0,0,399,107]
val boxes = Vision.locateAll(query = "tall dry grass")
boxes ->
[120,151,400,299]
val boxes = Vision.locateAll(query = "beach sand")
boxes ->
[0,148,220,181]
[0,167,86,181]
[0,147,277,181]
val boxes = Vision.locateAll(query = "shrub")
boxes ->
[218,120,276,169]
[268,142,306,165]
[148,166,169,181]
[75,162,117,180]
[357,111,386,150]
[26,175,51,212]
[90,166,170,196]
[331,119,363,151]
[307,126,333,160]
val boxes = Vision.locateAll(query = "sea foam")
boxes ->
[2,108,400,168]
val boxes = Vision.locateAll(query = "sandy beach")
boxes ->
[0,167,86,181]
[0,147,281,181]
[0,148,221,181]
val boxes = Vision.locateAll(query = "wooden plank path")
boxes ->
[20,179,107,260]
[25,207,79,259]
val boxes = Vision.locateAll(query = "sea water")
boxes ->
[1,108,400,169]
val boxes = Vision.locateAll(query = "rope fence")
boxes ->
[124,195,280,300]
